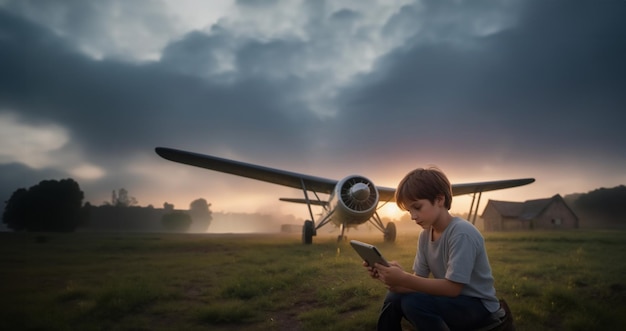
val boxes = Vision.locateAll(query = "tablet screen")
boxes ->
[350,240,390,267]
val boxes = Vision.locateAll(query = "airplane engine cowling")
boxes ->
[330,175,379,224]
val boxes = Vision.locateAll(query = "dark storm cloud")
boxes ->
[0,8,320,165]
[1,0,176,61]
[0,6,325,214]
[333,0,626,163]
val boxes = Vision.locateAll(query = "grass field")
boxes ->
[1,230,625,330]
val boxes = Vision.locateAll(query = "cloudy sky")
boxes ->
[1,0,625,222]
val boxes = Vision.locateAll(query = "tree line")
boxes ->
[4,178,626,232]
[2,178,212,232]
[564,185,626,225]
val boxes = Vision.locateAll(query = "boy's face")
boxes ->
[406,196,445,229]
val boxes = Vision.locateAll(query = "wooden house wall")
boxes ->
[482,204,503,232]
[482,197,578,232]
[532,199,579,229]
[502,217,530,231]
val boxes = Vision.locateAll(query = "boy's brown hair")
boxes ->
[395,167,452,210]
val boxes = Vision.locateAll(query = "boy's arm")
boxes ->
[376,264,464,297]
[403,274,464,297]
[386,272,424,293]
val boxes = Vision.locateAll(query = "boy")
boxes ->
[364,167,512,330]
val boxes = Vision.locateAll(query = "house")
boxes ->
[482,194,579,231]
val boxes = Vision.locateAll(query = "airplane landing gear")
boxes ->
[302,220,314,244]
[337,223,347,242]
[384,221,396,243]
[337,223,348,242]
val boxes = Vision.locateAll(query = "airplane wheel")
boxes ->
[384,222,396,243]
[302,220,314,245]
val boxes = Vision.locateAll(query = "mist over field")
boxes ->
[208,212,302,233]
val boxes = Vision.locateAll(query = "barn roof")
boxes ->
[519,196,554,220]
[483,194,562,220]
[485,200,525,217]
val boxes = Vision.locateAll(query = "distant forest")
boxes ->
[3,179,625,233]
[563,185,626,228]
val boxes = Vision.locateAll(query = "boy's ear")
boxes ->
[436,195,445,207]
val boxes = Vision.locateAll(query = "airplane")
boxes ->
[155,147,535,244]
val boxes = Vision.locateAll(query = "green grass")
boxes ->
[0,230,625,330]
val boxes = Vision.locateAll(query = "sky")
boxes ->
[1,0,625,223]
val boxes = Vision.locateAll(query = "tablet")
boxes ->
[349,240,390,267]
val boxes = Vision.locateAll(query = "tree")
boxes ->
[574,185,626,221]
[161,212,192,232]
[2,179,85,232]
[2,188,28,231]
[188,198,213,232]
[110,188,138,207]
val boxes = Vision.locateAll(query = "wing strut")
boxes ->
[368,212,386,233]
[468,191,483,225]
[300,178,316,225]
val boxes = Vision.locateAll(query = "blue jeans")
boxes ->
[378,291,491,331]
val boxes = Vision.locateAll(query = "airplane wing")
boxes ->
[156,147,534,202]
[377,178,535,202]
[279,198,329,206]
[155,147,338,194]
[451,178,535,196]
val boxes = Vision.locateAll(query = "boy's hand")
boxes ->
[362,261,380,279]
[375,261,408,288]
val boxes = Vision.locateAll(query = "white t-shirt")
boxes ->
[412,217,500,312]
